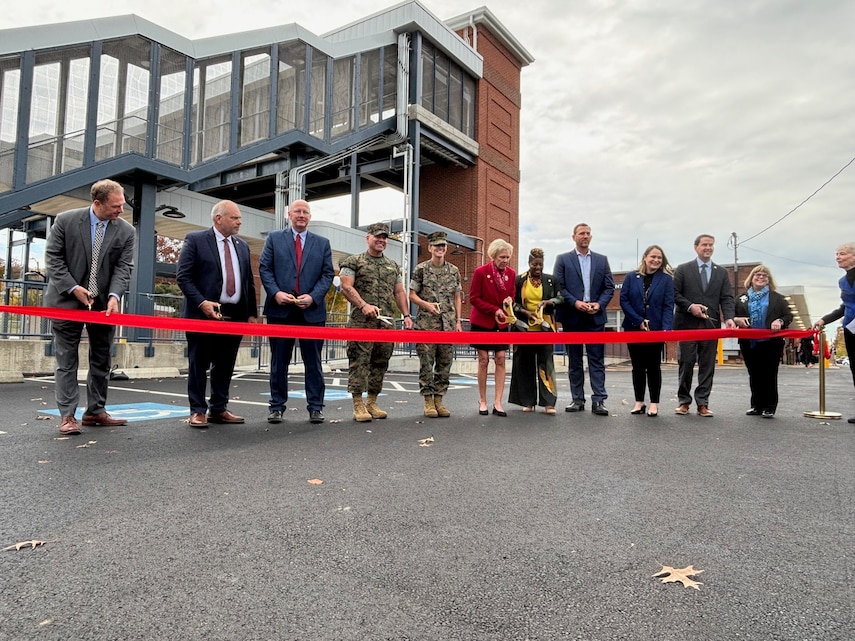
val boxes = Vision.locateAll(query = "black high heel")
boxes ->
[492,407,507,417]
[478,404,489,416]
[630,404,646,415]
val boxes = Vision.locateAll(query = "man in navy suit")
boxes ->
[177,200,257,428]
[553,223,615,415]
[672,234,736,417]
[259,199,334,425]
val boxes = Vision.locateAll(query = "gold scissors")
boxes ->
[376,315,395,326]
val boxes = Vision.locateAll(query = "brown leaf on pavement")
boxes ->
[4,539,54,551]
[307,479,324,485]
[653,564,705,590]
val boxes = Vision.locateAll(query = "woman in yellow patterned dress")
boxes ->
[508,248,563,414]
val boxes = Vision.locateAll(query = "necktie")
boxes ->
[700,263,709,292]
[87,220,106,296]
[224,238,236,297]
[294,234,303,294]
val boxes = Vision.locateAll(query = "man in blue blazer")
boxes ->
[672,234,735,417]
[553,223,615,415]
[177,200,257,428]
[259,199,334,425]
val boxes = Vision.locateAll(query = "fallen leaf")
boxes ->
[329,419,341,424]
[29,398,43,402]
[36,415,52,421]
[38,460,52,464]
[4,539,53,551]
[76,443,90,449]
[54,437,70,441]
[38,619,53,626]
[307,479,324,485]
[418,436,435,447]
[105,450,119,454]
[653,564,704,590]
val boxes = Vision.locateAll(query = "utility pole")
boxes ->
[730,232,739,294]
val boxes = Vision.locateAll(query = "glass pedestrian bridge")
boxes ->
[0,1,483,222]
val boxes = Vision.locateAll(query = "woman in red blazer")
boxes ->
[469,238,515,416]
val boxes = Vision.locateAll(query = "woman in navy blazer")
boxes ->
[620,245,674,417]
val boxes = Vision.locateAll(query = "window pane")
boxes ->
[277,42,306,133]
[0,56,20,191]
[420,42,434,110]
[240,51,270,147]
[309,49,327,138]
[381,44,397,120]
[156,47,187,165]
[359,49,380,127]
[331,56,354,139]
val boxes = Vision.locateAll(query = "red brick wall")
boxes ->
[419,24,525,313]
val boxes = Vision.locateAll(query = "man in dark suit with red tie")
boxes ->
[177,200,257,428]
[259,199,334,425]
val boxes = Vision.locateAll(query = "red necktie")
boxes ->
[294,233,303,294]
[224,238,236,297]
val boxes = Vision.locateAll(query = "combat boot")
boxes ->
[433,395,451,418]
[352,395,372,422]
[365,393,388,419]
[423,395,438,418]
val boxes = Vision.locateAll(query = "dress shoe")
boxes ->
[309,410,325,424]
[630,404,647,415]
[59,416,81,435]
[848,416,855,424]
[267,410,284,424]
[591,402,609,416]
[81,412,127,427]
[674,404,690,415]
[761,410,775,419]
[189,412,208,428]
[492,406,507,417]
[745,408,761,416]
[208,410,245,424]
[646,410,658,417]
[697,405,714,417]
[565,401,585,413]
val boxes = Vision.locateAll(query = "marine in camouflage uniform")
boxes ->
[409,231,463,417]
[339,222,413,421]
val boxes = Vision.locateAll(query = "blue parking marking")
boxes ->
[39,403,189,423]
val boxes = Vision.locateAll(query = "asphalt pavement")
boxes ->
[1,362,853,640]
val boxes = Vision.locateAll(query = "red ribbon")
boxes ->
[1,305,813,345]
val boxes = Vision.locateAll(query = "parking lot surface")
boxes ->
[1,363,852,640]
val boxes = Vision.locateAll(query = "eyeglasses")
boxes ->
[754,273,769,278]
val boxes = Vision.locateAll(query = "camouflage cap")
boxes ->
[367,222,389,236]
[427,231,448,246]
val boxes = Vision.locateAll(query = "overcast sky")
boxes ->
[3,0,854,325]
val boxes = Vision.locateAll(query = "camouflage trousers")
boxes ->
[416,342,453,396]
[347,340,394,395]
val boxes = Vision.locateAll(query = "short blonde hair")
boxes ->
[743,264,777,291]
[486,238,513,260]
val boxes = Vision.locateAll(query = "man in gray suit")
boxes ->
[44,179,136,435]
[672,234,736,417]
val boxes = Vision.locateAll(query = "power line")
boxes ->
[739,242,836,270]
[741,155,855,244]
